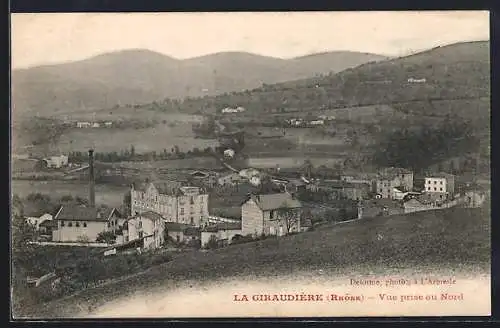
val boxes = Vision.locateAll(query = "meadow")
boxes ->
[21,204,490,318]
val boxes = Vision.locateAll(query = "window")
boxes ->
[190,196,195,205]
[428,187,431,191]
[440,188,443,191]
[139,231,143,238]
[180,208,185,215]
[76,222,80,227]
[139,221,142,228]
[434,181,437,184]
[190,217,194,225]
[68,222,73,227]
[83,222,87,227]
[379,189,383,193]
[107,222,111,227]
[61,221,65,227]
[434,187,437,191]
[440,181,443,185]
[115,219,118,225]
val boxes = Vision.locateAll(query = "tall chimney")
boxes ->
[88,149,95,208]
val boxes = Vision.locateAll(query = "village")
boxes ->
[16,141,487,261]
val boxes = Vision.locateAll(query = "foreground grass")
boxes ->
[19,205,490,318]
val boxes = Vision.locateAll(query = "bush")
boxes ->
[230,234,254,245]
[205,235,219,249]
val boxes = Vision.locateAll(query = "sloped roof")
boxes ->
[249,193,302,211]
[54,205,118,222]
[426,172,455,179]
[164,222,192,232]
[137,211,165,221]
[39,219,58,228]
[203,222,242,232]
[378,167,413,179]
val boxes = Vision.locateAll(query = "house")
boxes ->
[424,172,455,201]
[163,222,192,244]
[25,212,53,230]
[309,120,325,126]
[407,77,427,83]
[218,172,244,187]
[130,182,209,227]
[38,219,58,236]
[43,155,69,169]
[201,222,242,248]
[241,192,302,237]
[224,149,235,158]
[123,211,165,249]
[76,122,91,128]
[52,206,122,242]
[92,122,101,128]
[374,167,414,199]
[104,122,113,127]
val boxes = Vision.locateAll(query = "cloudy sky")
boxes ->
[11,11,489,69]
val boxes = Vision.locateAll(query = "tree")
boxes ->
[77,235,91,244]
[123,191,131,216]
[276,201,300,234]
[96,231,116,244]
[205,234,219,249]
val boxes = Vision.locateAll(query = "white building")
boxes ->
[43,155,69,168]
[224,149,235,158]
[201,222,242,248]
[424,172,455,200]
[122,211,165,249]
[76,122,91,128]
[130,182,209,227]
[92,122,101,128]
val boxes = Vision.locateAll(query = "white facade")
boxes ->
[131,183,209,227]
[76,122,91,128]
[44,155,69,168]
[125,214,164,249]
[424,177,447,193]
[26,213,53,230]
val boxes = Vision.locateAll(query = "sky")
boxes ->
[11,11,489,69]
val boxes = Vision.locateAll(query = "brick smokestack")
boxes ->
[88,149,95,208]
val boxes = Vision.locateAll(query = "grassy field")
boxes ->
[21,204,490,318]
[11,180,128,208]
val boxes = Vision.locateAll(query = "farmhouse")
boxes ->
[424,172,455,201]
[201,222,242,248]
[123,211,164,249]
[51,205,122,242]
[131,182,209,227]
[241,192,302,237]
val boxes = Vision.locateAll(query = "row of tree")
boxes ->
[68,145,216,163]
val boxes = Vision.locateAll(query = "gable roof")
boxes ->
[203,222,242,232]
[247,193,302,211]
[39,219,58,228]
[54,205,119,222]
[164,222,192,232]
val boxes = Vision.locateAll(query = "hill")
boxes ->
[176,41,489,121]
[12,50,387,117]
[19,204,490,318]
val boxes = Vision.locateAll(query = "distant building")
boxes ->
[424,172,455,201]
[218,172,244,187]
[309,120,325,126]
[130,182,209,227]
[224,149,235,158]
[104,122,113,127]
[25,213,53,230]
[241,192,302,237]
[374,167,414,199]
[43,155,69,169]
[92,122,101,128]
[76,122,91,128]
[52,206,122,242]
[407,77,427,83]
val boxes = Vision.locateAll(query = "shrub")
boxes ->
[206,235,219,249]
